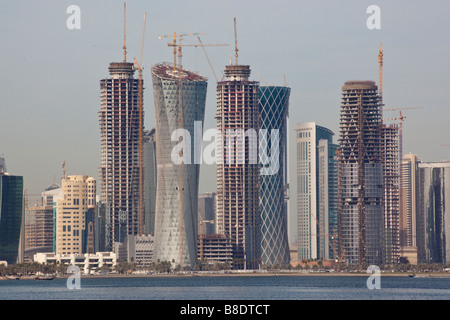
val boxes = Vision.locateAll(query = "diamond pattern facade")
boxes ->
[152,63,207,268]
[259,86,291,266]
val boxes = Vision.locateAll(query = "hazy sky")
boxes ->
[1,0,449,241]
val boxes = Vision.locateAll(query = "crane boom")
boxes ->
[123,2,127,62]
[234,17,239,65]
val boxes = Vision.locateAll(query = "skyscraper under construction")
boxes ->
[98,61,142,251]
[337,81,383,265]
[151,62,207,268]
[216,63,260,270]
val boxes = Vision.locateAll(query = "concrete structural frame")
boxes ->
[296,122,337,261]
[337,81,383,265]
[259,86,291,266]
[143,128,157,236]
[98,62,142,251]
[216,64,260,270]
[381,124,400,264]
[151,62,207,268]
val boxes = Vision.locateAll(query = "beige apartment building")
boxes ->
[56,175,96,255]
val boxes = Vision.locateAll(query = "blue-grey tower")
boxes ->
[258,86,291,266]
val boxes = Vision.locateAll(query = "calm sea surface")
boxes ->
[0,274,449,300]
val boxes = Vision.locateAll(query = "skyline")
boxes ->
[1,1,450,243]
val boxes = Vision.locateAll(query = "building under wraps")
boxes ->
[98,62,142,251]
[337,81,383,265]
[216,64,260,270]
[151,62,207,268]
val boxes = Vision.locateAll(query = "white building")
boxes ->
[34,252,116,274]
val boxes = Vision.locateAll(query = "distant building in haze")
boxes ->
[143,128,157,236]
[399,153,419,264]
[381,124,400,264]
[416,161,450,265]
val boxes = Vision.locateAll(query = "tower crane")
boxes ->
[158,32,206,71]
[133,12,147,235]
[158,31,205,267]
[378,43,383,101]
[383,107,423,161]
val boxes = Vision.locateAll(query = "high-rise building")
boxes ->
[381,124,400,264]
[98,61,142,251]
[198,192,216,236]
[399,153,418,264]
[416,161,450,264]
[143,128,157,236]
[259,86,291,266]
[25,183,61,259]
[151,62,207,268]
[56,175,96,255]
[317,139,339,260]
[296,122,337,261]
[216,64,260,270]
[337,81,383,265]
[0,163,24,265]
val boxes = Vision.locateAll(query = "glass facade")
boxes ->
[259,86,291,266]
[152,63,207,268]
[416,162,450,264]
[296,122,336,261]
[0,175,24,264]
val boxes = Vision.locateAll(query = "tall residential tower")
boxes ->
[98,61,142,251]
[216,64,260,270]
[337,81,383,265]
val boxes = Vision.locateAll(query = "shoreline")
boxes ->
[3,271,450,280]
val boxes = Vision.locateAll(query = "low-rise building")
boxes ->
[34,252,116,274]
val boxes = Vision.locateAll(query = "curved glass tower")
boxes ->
[151,63,207,268]
[258,86,291,266]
